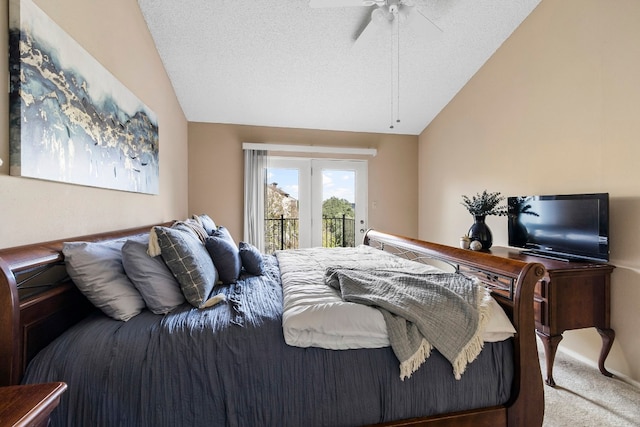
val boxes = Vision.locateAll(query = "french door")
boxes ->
[266,158,368,249]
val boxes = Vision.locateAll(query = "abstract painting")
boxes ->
[8,0,159,194]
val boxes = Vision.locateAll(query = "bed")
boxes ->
[0,222,545,426]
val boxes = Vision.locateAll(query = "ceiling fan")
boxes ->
[309,0,441,46]
[310,0,441,129]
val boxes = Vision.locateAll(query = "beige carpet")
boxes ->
[539,339,640,426]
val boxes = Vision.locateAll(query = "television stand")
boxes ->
[467,247,616,387]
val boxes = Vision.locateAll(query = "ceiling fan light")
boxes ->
[372,7,393,23]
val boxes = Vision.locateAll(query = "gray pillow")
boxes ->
[122,240,185,314]
[212,225,233,242]
[192,214,217,235]
[154,226,219,308]
[205,235,241,284]
[63,238,146,321]
[239,241,264,276]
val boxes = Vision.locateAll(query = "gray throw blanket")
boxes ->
[325,268,491,380]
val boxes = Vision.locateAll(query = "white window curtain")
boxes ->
[243,149,268,252]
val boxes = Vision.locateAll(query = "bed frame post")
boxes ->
[507,262,545,426]
[0,259,21,386]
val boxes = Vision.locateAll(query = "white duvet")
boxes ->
[276,245,516,350]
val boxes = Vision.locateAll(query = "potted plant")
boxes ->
[460,191,507,250]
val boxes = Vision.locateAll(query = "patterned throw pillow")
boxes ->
[154,226,219,308]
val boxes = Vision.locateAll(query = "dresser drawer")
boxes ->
[458,266,513,294]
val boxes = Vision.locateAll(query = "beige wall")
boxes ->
[419,0,640,383]
[0,0,188,248]
[188,122,419,242]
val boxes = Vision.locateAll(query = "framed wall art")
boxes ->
[8,0,159,194]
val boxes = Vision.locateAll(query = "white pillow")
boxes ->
[482,297,517,342]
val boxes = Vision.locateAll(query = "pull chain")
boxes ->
[389,5,400,129]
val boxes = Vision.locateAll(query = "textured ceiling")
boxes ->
[137,0,540,135]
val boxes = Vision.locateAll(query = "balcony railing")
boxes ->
[265,215,355,252]
[265,215,299,253]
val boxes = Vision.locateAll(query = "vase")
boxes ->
[468,215,492,250]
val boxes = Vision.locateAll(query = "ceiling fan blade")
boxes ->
[309,0,380,8]
[405,7,443,41]
[352,7,375,41]
[353,7,393,49]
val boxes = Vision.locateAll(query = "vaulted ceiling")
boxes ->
[137,0,540,135]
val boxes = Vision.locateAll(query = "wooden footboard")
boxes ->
[0,226,544,427]
[363,230,546,427]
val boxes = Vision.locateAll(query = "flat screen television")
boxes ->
[507,193,609,262]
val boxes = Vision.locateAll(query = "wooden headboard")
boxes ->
[0,223,172,386]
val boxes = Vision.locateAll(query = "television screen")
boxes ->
[507,193,609,262]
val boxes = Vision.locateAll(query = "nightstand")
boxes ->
[0,382,67,427]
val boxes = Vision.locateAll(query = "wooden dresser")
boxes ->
[463,247,615,387]
[0,382,67,427]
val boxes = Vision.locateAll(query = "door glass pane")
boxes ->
[321,169,356,248]
[265,167,299,252]
[266,158,365,250]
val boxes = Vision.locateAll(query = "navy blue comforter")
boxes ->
[23,255,514,427]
